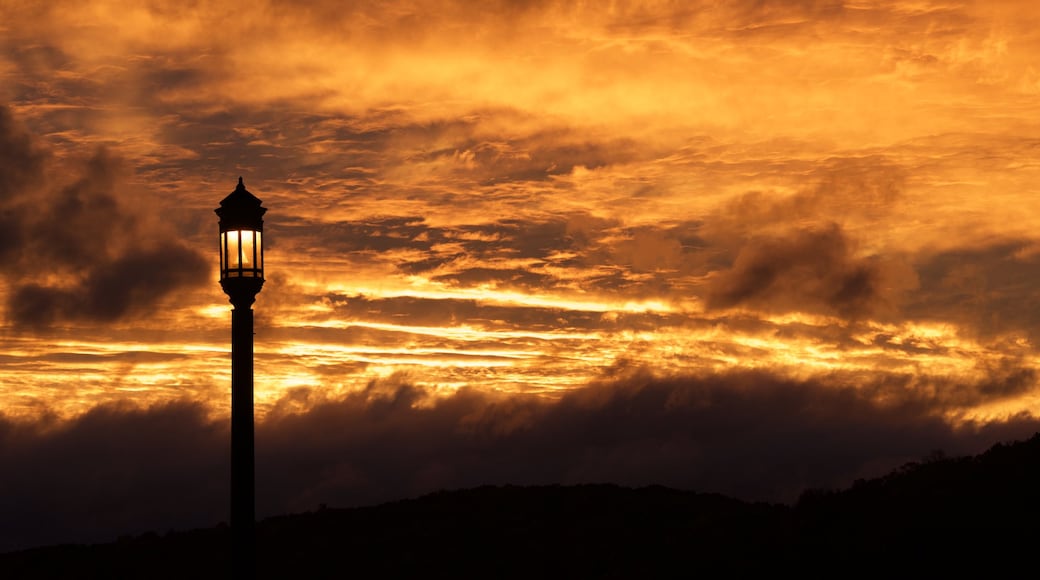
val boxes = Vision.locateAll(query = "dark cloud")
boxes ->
[149,103,644,198]
[380,114,646,185]
[0,105,207,329]
[266,367,1037,513]
[706,224,915,319]
[0,401,227,553]
[8,245,209,327]
[278,213,587,284]
[0,109,48,266]
[845,361,1038,412]
[709,156,907,240]
[0,105,47,205]
[279,212,711,300]
[0,40,101,118]
[907,240,1040,340]
[136,54,221,102]
[4,368,1037,553]
[4,43,72,77]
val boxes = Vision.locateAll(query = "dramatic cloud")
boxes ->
[3,370,1037,553]
[0,105,208,329]
[908,241,1040,340]
[706,224,915,319]
[0,106,44,177]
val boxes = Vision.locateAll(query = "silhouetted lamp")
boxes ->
[218,177,265,296]
[216,176,266,579]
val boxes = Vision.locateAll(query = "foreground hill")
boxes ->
[3,431,1039,578]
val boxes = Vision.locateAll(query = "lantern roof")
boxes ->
[216,177,266,228]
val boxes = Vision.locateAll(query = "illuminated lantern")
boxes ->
[216,177,266,303]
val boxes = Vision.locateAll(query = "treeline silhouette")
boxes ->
[3,431,1038,578]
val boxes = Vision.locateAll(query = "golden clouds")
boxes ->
[1,0,1040,429]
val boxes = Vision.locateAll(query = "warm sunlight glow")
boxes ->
[1,0,1039,427]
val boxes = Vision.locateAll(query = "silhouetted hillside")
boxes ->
[3,431,1038,578]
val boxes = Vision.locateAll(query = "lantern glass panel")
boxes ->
[221,230,262,278]
[240,231,254,269]
[228,232,241,270]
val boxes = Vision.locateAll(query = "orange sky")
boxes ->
[2,0,1040,550]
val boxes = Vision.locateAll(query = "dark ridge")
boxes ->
[3,431,1038,578]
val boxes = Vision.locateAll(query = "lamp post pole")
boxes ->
[229,282,255,578]
[216,177,266,579]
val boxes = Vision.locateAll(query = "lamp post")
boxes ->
[216,177,266,579]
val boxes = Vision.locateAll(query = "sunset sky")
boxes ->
[3,0,1040,551]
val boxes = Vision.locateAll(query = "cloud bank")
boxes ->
[3,369,1036,553]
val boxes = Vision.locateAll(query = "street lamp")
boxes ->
[216,176,266,578]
